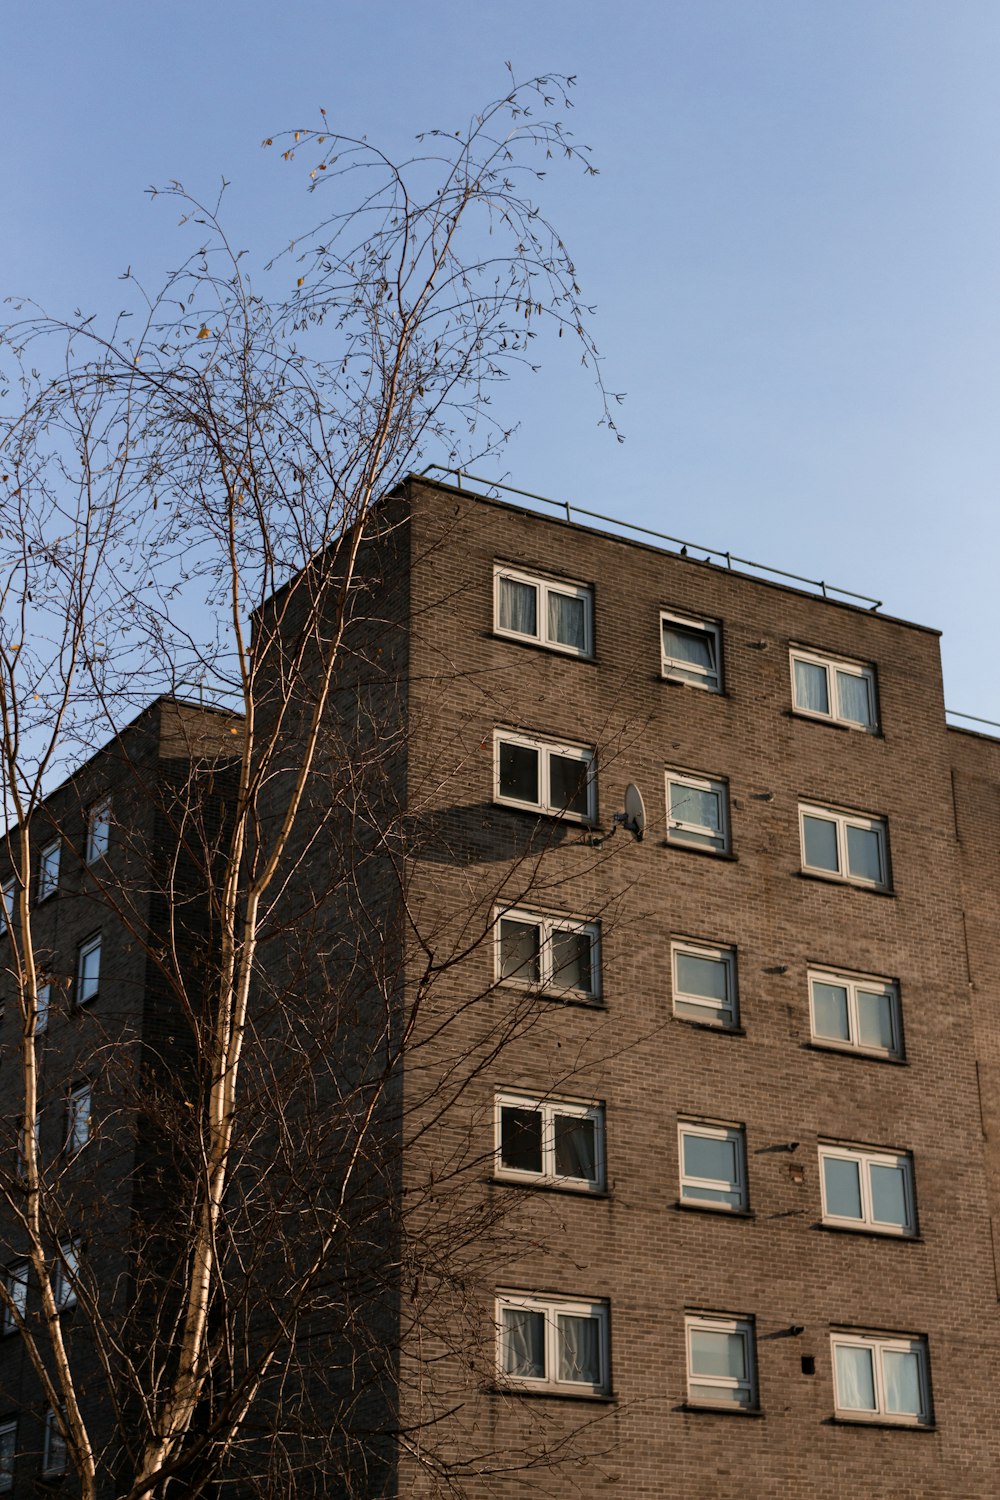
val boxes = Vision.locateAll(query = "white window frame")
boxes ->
[493,565,593,658]
[831,1332,931,1426]
[0,881,14,939]
[494,731,596,823]
[660,611,722,691]
[494,907,601,1002]
[76,934,101,1006]
[685,1314,757,1410]
[85,800,110,864]
[37,839,61,901]
[799,804,889,889]
[53,1243,79,1312]
[808,967,902,1059]
[790,648,878,730]
[671,939,738,1028]
[665,771,730,852]
[2,1264,27,1336]
[495,1293,609,1396]
[0,1419,15,1494]
[819,1144,916,1236]
[65,1084,92,1160]
[494,1093,605,1192]
[42,1409,67,1477]
[678,1121,747,1212]
[35,981,51,1037]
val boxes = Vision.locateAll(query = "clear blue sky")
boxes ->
[3,1,998,720]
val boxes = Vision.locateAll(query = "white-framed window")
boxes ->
[671,940,738,1028]
[809,968,901,1058]
[52,1243,79,1312]
[0,1419,15,1493]
[685,1314,757,1409]
[496,1293,609,1395]
[65,1084,92,1160]
[799,804,889,889]
[35,982,51,1037]
[495,732,596,822]
[665,771,730,852]
[495,908,600,1001]
[37,840,61,900]
[0,881,15,938]
[85,800,110,864]
[791,648,878,730]
[661,612,722,691]
[42,1409,67,1477]
[679,1122,747,1211]
[76,935,101,1005]
[495,1094,605,1191]
[819,1144,916,1236]
[494,566,593,657]
[831,1332,930,1425]
[2,1264,27,1336]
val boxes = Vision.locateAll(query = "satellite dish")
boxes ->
[623,783,646,841]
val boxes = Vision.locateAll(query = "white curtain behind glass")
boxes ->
[557,1314,600,1384]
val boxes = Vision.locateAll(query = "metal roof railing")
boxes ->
[423,466,883,611]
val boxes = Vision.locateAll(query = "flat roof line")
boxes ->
[423,466,884,612]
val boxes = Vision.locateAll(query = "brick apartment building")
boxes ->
[2,473,1000,1497]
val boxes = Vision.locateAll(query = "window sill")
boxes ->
[662,841,736,861]
[804,1041,907,1066]
[489,1384,615,1404]
[490,630,598,665]
[674,1200,753,1219]
[496,982,607,1012]
[660,675,728,697]
[679,1401,763,1418]
[827,1415,935,1432]
[813,1222,922,1244]
[488,1177,610,1200]
[34,890,58,906]
[493,799,596,830]
[786,709,882,739]
[796,870,895,897]
[672,1016,746,1038]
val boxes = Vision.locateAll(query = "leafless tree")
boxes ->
[0,72,629,1497]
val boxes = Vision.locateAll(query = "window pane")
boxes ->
[40,844,60,896]
[500,1107,542,1174]
[499,919,541,983]
[550,928,592,992]
[670,783,720,831]
[836,670,874,727]
[547,591,586,650]
[499,742,539,804]
[824,1157,863,1219]
[836,1344,876,1410]
[883,1349,922,1415]
[690,1328,746,1381]
[803,815,839,872]
[812,981,850,1041]
[501,1308,544,1379]
[857,988,895,1051]
[794,659,830,713]
[663,624,715,675]
[498,577,537,637]
[557,1314,600,1384]
[548,753,590,817]
[78,942,101,1003]
[870,1164,909,1228]
[35,983,50,1036]
[554,1114,597,1181]
[675,952,728,1003]
[683,1133,736,1184]
[846,825,883,884]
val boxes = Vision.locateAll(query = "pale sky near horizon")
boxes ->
[3,2,999,722]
